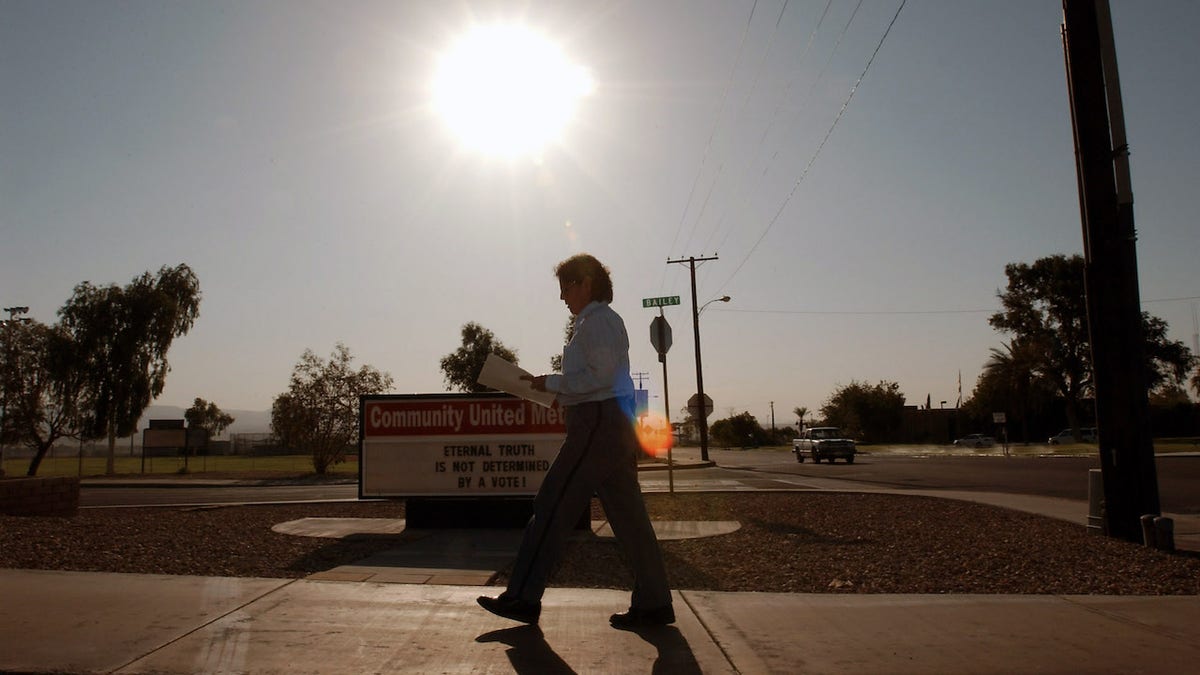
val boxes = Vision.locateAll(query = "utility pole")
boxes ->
[667,255,718,462]
[769,401,775,432]
[1062,0,1159,543]
[631,372,650,389]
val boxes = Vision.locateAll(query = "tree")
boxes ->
[990,255,1091,437]
[981,340,1044,444]
[709,411,768,448]
[549,317,575,373]
[792,406,809,429]
[271,343,393,474]
[184,397,235,454]
[440,322,518,393]
[819,380,905,443]
[1141,314,1196,394]
[990,254,1195,438]
[1,319,83,476]
[58,264,201,474]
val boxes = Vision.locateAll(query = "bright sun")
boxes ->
[433,24,594,158]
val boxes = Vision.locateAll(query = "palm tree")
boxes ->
[793,406,808,430]
[984,340,1039,444]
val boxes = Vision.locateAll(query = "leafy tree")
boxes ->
[271,343,393,474]
[709,411,768,448]
[990,255,1091,437]
[990,254,1195,438]
[184,397,235,452]
[1,319,83,475]
[549,317,575,373]
[58,264,201,474]
[440,322,518,393]
[819,380,905,443]
[1142,314,1197,394]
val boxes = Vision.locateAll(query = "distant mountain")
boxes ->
[139,405,272,436]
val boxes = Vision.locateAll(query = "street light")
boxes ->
[691,295,730,462]
[699,295,731,316]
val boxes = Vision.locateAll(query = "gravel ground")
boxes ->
[2,492,1199,594]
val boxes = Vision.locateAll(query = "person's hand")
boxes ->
[520,374,548,392]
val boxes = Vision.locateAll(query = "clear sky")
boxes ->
[3,1,1197,428]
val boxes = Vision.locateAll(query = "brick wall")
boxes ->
[0,476,80,516]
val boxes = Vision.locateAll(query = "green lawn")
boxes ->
[1,453,359,479]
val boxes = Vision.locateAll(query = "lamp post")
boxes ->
[692,295,730,462]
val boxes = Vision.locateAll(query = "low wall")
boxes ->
[0,476,80,516]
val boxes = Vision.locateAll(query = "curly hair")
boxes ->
[555,253,614,303]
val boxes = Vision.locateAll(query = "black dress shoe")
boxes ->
[477,595,542,624]
[609,605,675,628]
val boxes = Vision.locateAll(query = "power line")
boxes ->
[706,293,1199,317]
[715,0,908,294]
[700,0,836,258]
[1143,295,1200,303]
[685,1,793,258]
[713,306,992,317]
[664,0,760,267]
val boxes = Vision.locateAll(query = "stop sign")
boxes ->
[687,393,713,418]
[650,315,672,355]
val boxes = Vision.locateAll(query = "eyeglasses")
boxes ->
[559,280,579,294]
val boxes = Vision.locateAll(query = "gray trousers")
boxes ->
[504,398,672,609]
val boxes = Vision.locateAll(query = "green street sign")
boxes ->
[642,296,681,308]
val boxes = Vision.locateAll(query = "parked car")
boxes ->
[1048,427,1098,445]
[793,427,856,464]
[953,433,996,448]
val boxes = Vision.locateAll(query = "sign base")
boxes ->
[405,497,589,530]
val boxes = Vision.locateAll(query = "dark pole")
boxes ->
[688,258,709,462]
[659,308,673,493]
[667,255,718,462]
[1062,0,1159,542]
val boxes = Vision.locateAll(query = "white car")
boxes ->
[1048,427,1098,445]
[953,434,995,448]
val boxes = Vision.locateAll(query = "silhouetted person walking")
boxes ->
[478,253,673,629]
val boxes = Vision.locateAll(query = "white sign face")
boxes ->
[360,394,566,498]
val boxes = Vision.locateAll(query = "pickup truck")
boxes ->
[793,427,857,464]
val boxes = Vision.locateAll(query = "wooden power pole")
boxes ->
[1061,0,1160,542]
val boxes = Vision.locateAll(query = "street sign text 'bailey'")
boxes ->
[642,296,680,308]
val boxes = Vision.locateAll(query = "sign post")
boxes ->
[993,412,1008,456]
[648,310,674,492]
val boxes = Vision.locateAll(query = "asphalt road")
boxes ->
[80,449,1200,514]
[681,447,1200,514]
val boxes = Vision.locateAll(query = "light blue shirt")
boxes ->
[544,301,635,407]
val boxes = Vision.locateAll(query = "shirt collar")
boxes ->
[574,301,604,324]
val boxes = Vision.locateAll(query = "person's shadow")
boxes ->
[476,625,576,674]
[476,623,701,674]
[621,625,702,675]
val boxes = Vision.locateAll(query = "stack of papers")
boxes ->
[476,353,558,408]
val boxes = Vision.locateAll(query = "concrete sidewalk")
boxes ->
[7,460,1200,673]
[3,568,1200,674]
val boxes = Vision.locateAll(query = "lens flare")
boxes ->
[634,412,674,458]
